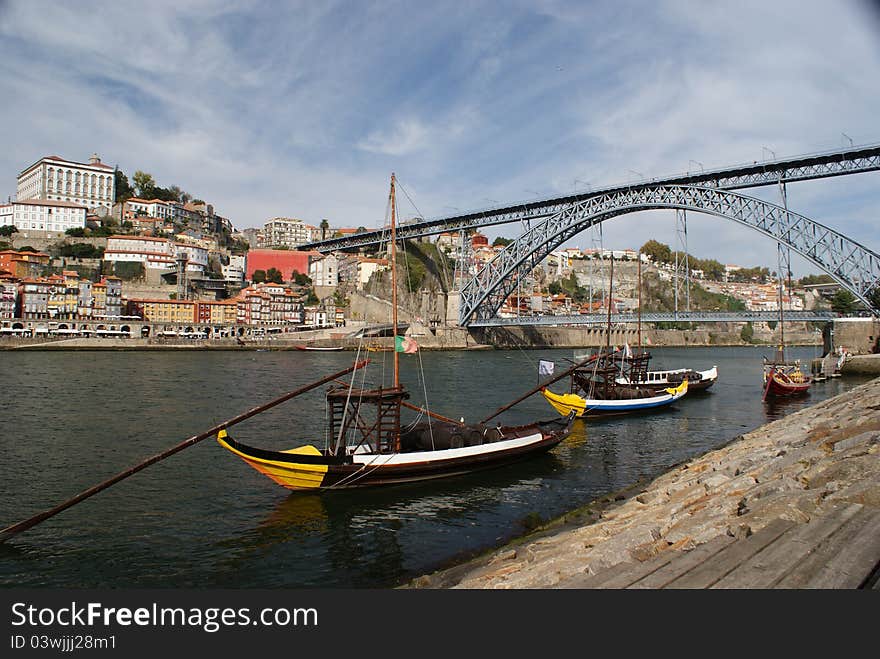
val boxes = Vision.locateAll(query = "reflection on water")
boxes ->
[0,346,871,588]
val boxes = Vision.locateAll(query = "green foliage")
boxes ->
[65,227,87,237]
[111,261,145,281]
[306,288,319,304]
[831,289,858,314]
[290,270,312,286]
[266,267,283,284]
[867,286,880,312]
[115,170,134,203]
[0,241,11,250]
[800,273,835,286]
[0,225,18,237]
[18,245,38,252]
[740,322,754,343]
[132,170,156,198]
[640,240,672,264]
[252,269,266,283]
[57,243,104,259]
[727,266,770,283]
[492,236,513,247]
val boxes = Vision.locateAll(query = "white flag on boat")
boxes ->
[538,360,555,377]
[624,342,632,358]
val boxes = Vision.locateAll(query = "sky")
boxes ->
[1,0,879,276]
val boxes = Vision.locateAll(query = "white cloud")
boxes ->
[0,0,877,278]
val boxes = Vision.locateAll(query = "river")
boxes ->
[0,345,869,588]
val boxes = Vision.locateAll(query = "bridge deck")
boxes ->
[557,503,880,589]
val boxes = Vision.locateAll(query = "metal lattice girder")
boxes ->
[467,310,840,327]
[302,145,880,252]
[459,185,880,325]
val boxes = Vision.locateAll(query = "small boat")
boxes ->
[761,270,811,400]
[218,174,575,491]
[542,348,688,418]
[543,379,688,417]
[294,345,345,351]
[762,347,811,400]
[762,362,812,398]
[616,364,718,393]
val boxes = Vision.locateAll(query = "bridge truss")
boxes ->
[302,144,880,251]
[466,310,840,328]
[458,185,880,325]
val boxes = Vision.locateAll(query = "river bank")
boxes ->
[406,375,880,588]
[0,322,826,351]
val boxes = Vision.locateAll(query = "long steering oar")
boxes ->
[479,351,603,424]
[0,360,369,543]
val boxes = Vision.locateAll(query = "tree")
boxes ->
[0,225,18,237]
[291,270,312,286]
[252,269,267,283]
[867,286,880,313]
[266,267,283,284]
[132,170,156,198]
[740,322,754,343]
[640,239,673,264]
[492,236,513,247]
[114,170,134,203]
[831,289,858,314]
[320,219,330,240]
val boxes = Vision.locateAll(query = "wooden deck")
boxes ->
[557,502,880,589]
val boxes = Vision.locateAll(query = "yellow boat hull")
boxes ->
[218,430,328,490]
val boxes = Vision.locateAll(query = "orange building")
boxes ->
[0,249,50,279]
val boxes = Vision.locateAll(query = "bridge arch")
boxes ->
[459,185,880,325]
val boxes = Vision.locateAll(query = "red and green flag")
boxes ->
[394,335,419,353]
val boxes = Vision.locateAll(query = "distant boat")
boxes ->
[616,361,718,393]
[294,345,345,351]
[761,267,811,400]
[762,358,812,398]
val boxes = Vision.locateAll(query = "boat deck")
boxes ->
[556,502,880,589]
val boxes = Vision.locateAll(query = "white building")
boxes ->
[124,198,174,221]
[309,253,339,287]
[259,217,316,249]
[222,253,247,283]
[103,235,206,273]
[17,154,115,215]
[0,199,87,236]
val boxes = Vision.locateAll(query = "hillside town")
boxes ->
[0,152,850,339]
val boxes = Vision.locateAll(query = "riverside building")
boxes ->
[0,199,87,237]
[16,153,116,215]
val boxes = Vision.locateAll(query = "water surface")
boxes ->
[0,345,867,587]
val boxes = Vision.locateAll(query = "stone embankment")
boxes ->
[408,377,880,589]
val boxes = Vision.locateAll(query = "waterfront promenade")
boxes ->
[408,375,880,589]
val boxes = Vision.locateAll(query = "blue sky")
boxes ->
[1,0,879,275]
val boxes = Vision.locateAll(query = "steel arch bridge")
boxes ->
[459,185,880,326]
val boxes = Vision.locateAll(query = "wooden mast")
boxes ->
[605,253,614,353]
[637,250,642,351]
[390,173,400,388]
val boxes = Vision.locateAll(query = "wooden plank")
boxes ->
[711,504,863,589]
[776,507,880,589]
[628,535,736,589]
[663,518,796,589]
[557,559,648,589]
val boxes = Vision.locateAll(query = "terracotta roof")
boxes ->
[15,198,88,209]
[108,235,171,243]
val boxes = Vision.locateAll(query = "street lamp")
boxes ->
[689,160,704,173]
[762,146,776,161]
[842,132,853,148]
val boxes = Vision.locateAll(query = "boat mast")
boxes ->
[637,250,642,351]
[390,173,400,388]
[605,253,614,353]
